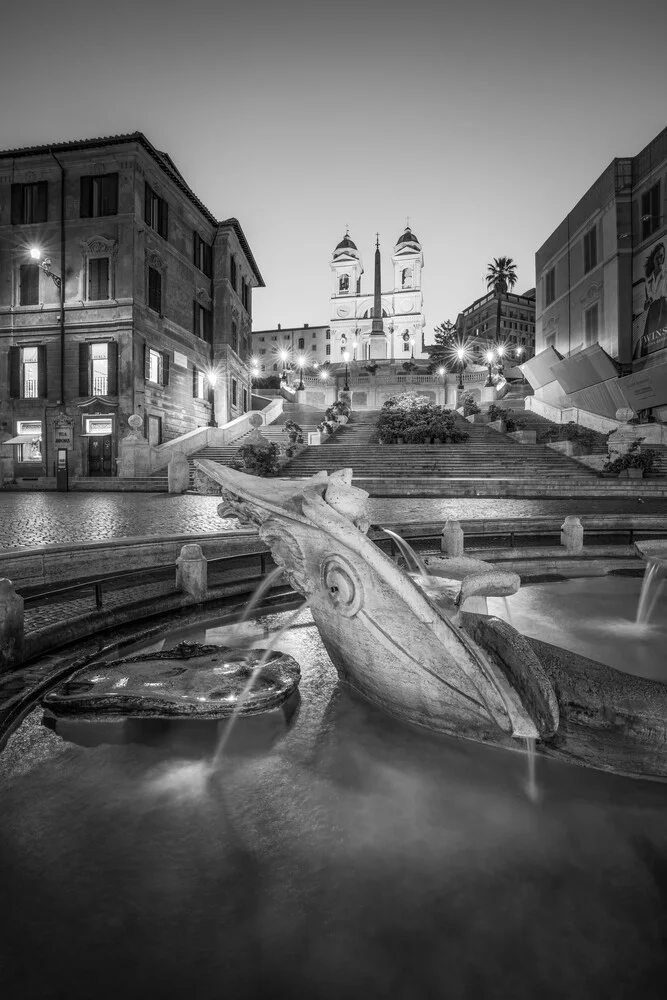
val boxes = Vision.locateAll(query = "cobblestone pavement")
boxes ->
[2,492,667,550]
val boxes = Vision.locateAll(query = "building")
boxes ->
[251,324,330,373]
[0,131,263,484]
[455,288,536,363]
[531,125,667,420]
[329,227,427,361]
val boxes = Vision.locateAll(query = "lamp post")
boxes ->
[457,347,465,390]
[280,349,289,382]
[410,337,415,359]
[484,349,495,387]
[343,351,350,391]
[297,356,305,391]
[496,344,505,372]
[516,346,525,385]
[206,369,218,427]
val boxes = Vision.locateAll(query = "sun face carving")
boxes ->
[321,554,364,618]
[259,521,310,595]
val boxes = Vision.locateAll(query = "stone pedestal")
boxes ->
[561,515,583,554]
[176,544,208,601]
[118,415,151,478]
[168,453,190,493]
[480,384,498,403]
[0,579,24,672]
[441,519,464,556]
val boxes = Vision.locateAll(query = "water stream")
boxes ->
[382,528,429,580]
[636,558,667,625]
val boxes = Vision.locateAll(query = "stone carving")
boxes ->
[80,237,118,260]
[43,642,301,720]
[144,248,165,271]
[193,461,667,779]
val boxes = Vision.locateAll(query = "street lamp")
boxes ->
[410,337,415,359]
[279,349,290,381]
[485,349,496,387]
[343,350,350,391]
[516,346,525,385]
[206,368,218,427]
[30,247,61,289]
[457,347,465,390]
[297,356,305,390]
[496,345,505,371]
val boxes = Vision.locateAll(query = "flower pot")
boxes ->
[627,467,644,479]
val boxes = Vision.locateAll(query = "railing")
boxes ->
[93,376,108,395]
[22,379,38,398]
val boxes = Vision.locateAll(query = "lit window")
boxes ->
[15,419,43,463]
[22,347,39,397]
[149,349,162,384]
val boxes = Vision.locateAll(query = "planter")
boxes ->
[487,419,507,434]
[599,472,619,479]
[627,467,644,479]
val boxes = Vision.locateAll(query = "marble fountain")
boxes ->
[2,465,667,999]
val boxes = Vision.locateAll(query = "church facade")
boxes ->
[329,227,427,362]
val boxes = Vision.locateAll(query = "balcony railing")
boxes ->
[22,379,38,398]
[93,375,109,395]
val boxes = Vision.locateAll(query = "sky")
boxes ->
[2,0,667,339]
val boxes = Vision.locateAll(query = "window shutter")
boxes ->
[37,345,47,397]
[193,300,198,337]
[158,199,168,239]
[205,308,212,343]
[9,346,21,398]
[204,242,212,278]
[11,184,23,225]
[193,367,198,398]
[144,344,151,381]
[107,341,118,396]
[144,182,151,223]
[80,176,92,218]
[162,352,170,386]
[79,343,90,396]
[194,232,200,266]
[104,174,118,216]
[36,181,48,224]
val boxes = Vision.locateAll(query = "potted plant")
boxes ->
[462,394,481,417]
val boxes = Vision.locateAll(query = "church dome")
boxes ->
[335,234,358,251]
[396,226,420,247]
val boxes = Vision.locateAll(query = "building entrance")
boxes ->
[88,436,112,477]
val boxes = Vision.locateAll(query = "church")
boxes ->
[329,227,427,361]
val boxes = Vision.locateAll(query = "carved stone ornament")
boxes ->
[145,248,165,271]
[80,237,118,260]
[196,287,211,307]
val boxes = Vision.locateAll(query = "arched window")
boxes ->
[401,267,413,288]
[339,274,349,293]
[298,337,305,349]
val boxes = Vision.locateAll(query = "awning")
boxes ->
[79,431,112,437]
[3,434,40,445]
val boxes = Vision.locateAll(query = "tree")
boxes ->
[427,319,458,373]
[486,257,518,348]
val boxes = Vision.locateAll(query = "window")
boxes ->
[193,369,207,400]
[144,347,170,386]
[19,264,40,306]
[583,227,597,272]
[298,337,305,349]
[144,183,168,239]
[9,345,47,398]
[311,345,317,351]
[241,277,251,311]
[148,267,162,313]
[230,256,237,290]
[243,388,248,412]
[232,378,238,406]
[641,183,661,241]
[545,267,556,306]
[326,345,331,356]
[312,331,317,338]
[339,274,349,293]
[193,301,212,342]
[193,232,213,277]
[11,181,48,224]
[79,341,118,396]
[14,419,43,463]
[231,321,238,353]
[326,330,331,340]
[401,267,413,288]
[88,258,110,300]
[80,174,118,218]
[284,334,289,339]
[584,303,599,346]
[403,341,410,352]
[271,335,277,341]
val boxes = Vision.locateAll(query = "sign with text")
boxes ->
[632,236,667,361]
[54,424,73,448]
[618,362,667,410]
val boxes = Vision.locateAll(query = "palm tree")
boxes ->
[486,257,518,350]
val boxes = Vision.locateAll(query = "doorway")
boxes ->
[88,436,112,477]
[147,415,162,447]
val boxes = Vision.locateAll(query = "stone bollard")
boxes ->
[441,519,464,556]
[0,579,25,672]
[560,515,584,554]
[176,544,208,601]
[168,452,190,494]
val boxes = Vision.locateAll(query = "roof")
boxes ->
[335,235,358,251]
[396,227,420,246]
[0,131,264,286]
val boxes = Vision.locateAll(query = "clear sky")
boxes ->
[2,0,666,338]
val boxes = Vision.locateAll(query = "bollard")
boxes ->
[0,579,25,672]
[441,519,464,556]
[168,452,190,494]
[560,515,583,554]
[176,543,208,601]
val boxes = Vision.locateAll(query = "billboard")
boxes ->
[632,237,667,360]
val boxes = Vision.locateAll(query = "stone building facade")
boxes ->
[251,324,330,372]
[0,132,262,484]
[455,288,536,363]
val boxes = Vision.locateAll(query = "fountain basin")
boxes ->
[42,641,301,721]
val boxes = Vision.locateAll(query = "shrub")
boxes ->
[603,438,660,475]
[462,394,480,416]
[231,442,281,477]
[487,404,526,433]
[538,421,603,451]
[283,419,304,457]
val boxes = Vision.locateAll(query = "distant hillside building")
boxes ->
[0,131,262,484]
[455,288,536,362]
[532,125,667,420]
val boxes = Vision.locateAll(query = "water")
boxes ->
[382,528,429,580]
[524,736,539,803]
[488,576,667,681]
[211,599,310,766]
[636,558,667,625]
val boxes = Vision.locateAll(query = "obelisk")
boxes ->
[369,234,387,359]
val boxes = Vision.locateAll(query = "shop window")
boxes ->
[14,419,43,462]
